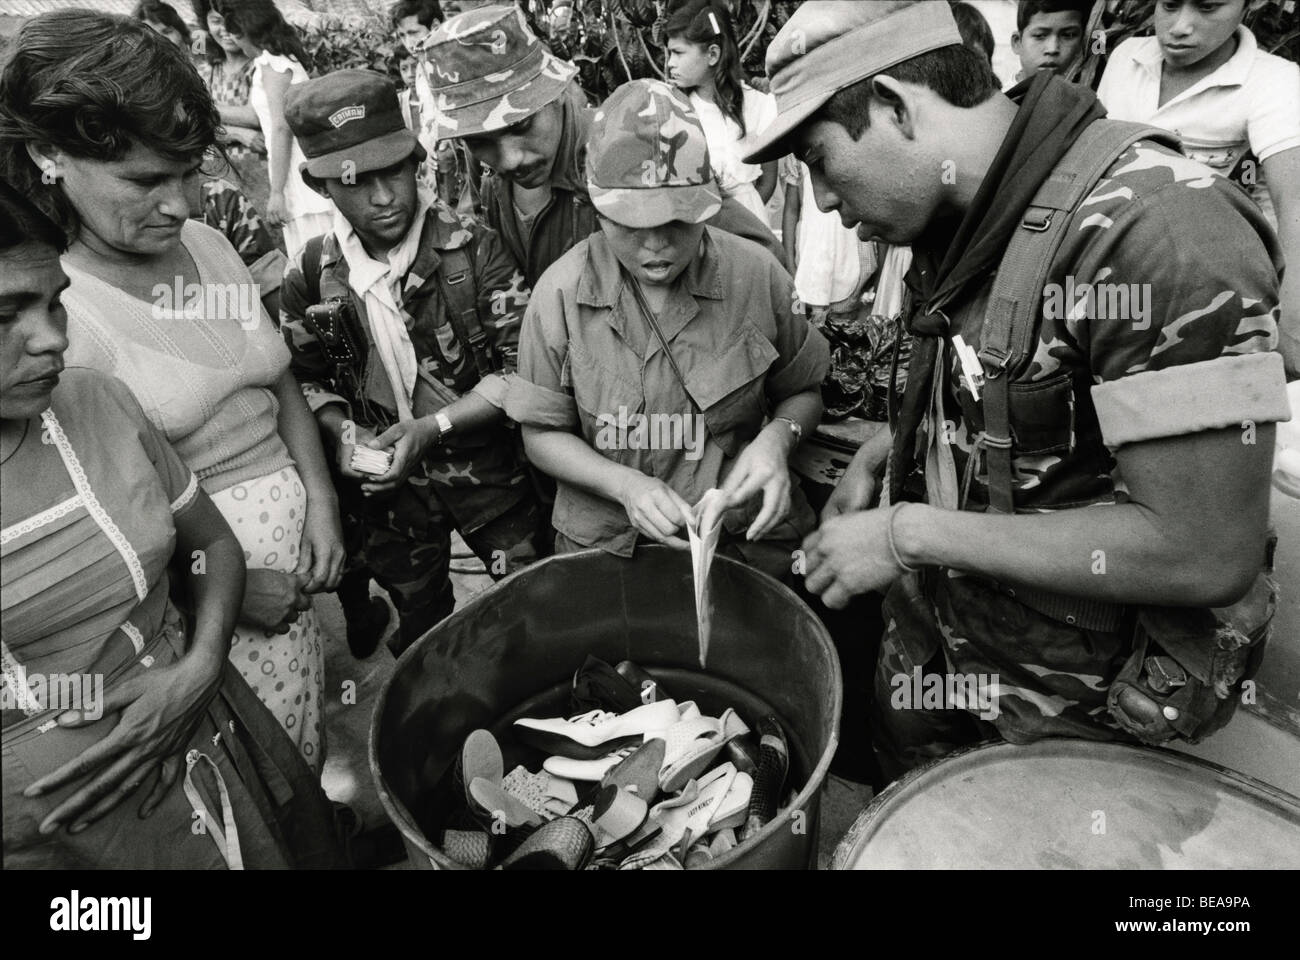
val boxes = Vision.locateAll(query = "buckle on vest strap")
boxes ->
[1021,208,1053,232]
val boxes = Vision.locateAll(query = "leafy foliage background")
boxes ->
[289,0,1296,103]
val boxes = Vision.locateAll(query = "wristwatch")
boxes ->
[434,410,454,443]
[772,416,802,446]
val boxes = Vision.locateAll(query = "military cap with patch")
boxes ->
[743,1,963,164]
[585,79,721,229]
[419,3,578,142]
[285,69,424,179]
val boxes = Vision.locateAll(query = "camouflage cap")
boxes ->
[585,79,721,229]
[419,4,578,142]
[743,1,963,164]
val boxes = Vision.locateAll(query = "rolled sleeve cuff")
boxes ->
[471,372,511,410]
[504,377,580,429]
[301,381,351,417]
[766,325,830,402]
[1091,352,1290,450]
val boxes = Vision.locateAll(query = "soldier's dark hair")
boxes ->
[1016,0,1091,33]
[815,44,999,140]
[0,10,223,230]
[665,0,748,138]
[951,2,995,66]
[391,0,444,30]
[0,178,68,253]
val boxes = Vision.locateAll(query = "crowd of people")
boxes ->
[0,0,1294,869]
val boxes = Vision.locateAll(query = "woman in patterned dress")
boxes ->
[0,179,344,869]
[0,10,344,773]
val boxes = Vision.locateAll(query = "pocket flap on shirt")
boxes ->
[568,344,643,420]
[683,324,780,412]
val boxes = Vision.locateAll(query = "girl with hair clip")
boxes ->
[665,0,778,224]
[218,0,333,255]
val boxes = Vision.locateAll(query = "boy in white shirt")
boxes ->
[1098,0,1300,375]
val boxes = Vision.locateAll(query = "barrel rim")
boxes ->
[831,737,1300,870]
[369,543,843,870]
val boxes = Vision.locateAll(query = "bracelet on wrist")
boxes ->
[887,502,920,574]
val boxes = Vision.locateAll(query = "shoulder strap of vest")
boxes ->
[435,242,496,377]
[303,233,325,306]
[979,120,1175,515]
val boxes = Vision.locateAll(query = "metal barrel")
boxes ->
[369,544,843,870]
[833,739,1300,869]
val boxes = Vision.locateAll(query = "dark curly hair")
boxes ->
[215,0,313,73]
[0,10,223,234]
[0,177,69,253]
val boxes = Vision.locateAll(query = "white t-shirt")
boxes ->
[781,155,862,306]
[1097,27,1300,225]
[249,51,333,222]
[690,85,777,222]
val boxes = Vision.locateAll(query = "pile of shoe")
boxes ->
[437,656,791,870]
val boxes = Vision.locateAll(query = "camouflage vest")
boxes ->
[301,208,496,431]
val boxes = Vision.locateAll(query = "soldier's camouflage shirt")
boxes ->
[898,138,1291,744]
[199,178,274,268]
[279,202,533,531]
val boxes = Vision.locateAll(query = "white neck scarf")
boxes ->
[333,188,435,422]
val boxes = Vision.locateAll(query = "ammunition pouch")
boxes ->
[1107,537,1276,744]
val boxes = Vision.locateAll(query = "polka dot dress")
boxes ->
[211,467,324,773]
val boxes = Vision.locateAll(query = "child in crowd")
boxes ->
[219,0,333,255]
[1011,0,1090,81]
[665,0,777,225]
[1097,0,1299,372]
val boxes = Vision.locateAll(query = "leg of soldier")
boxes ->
[870,580,998,783]
[870,639,998,783]
[358,480,456,658]
[333,482,390,658]
[457,492,552,579]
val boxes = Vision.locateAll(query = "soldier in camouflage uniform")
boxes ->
[416,3,789,288]
[280,70,547,656]
[746,3,1291,778]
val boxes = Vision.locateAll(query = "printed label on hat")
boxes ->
[329,105,367,129]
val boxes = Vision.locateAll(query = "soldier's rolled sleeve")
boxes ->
[1073,180,1291,449]
[763,262,830,403]
[504,285,580,430]
[279,247,351,416]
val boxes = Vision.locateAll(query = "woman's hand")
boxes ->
[22,648,225,834]
[240,568,311,633]
[264,190,288,227]
[295,495,344,594]
[619,472,692,546]
[360,417,439,495]
[719,427,792,541]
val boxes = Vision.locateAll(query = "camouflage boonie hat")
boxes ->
[585,79,721,229]
[419,4,578,142]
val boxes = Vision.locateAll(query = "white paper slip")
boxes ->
[351,447,394,476]
[685,488,726,669]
